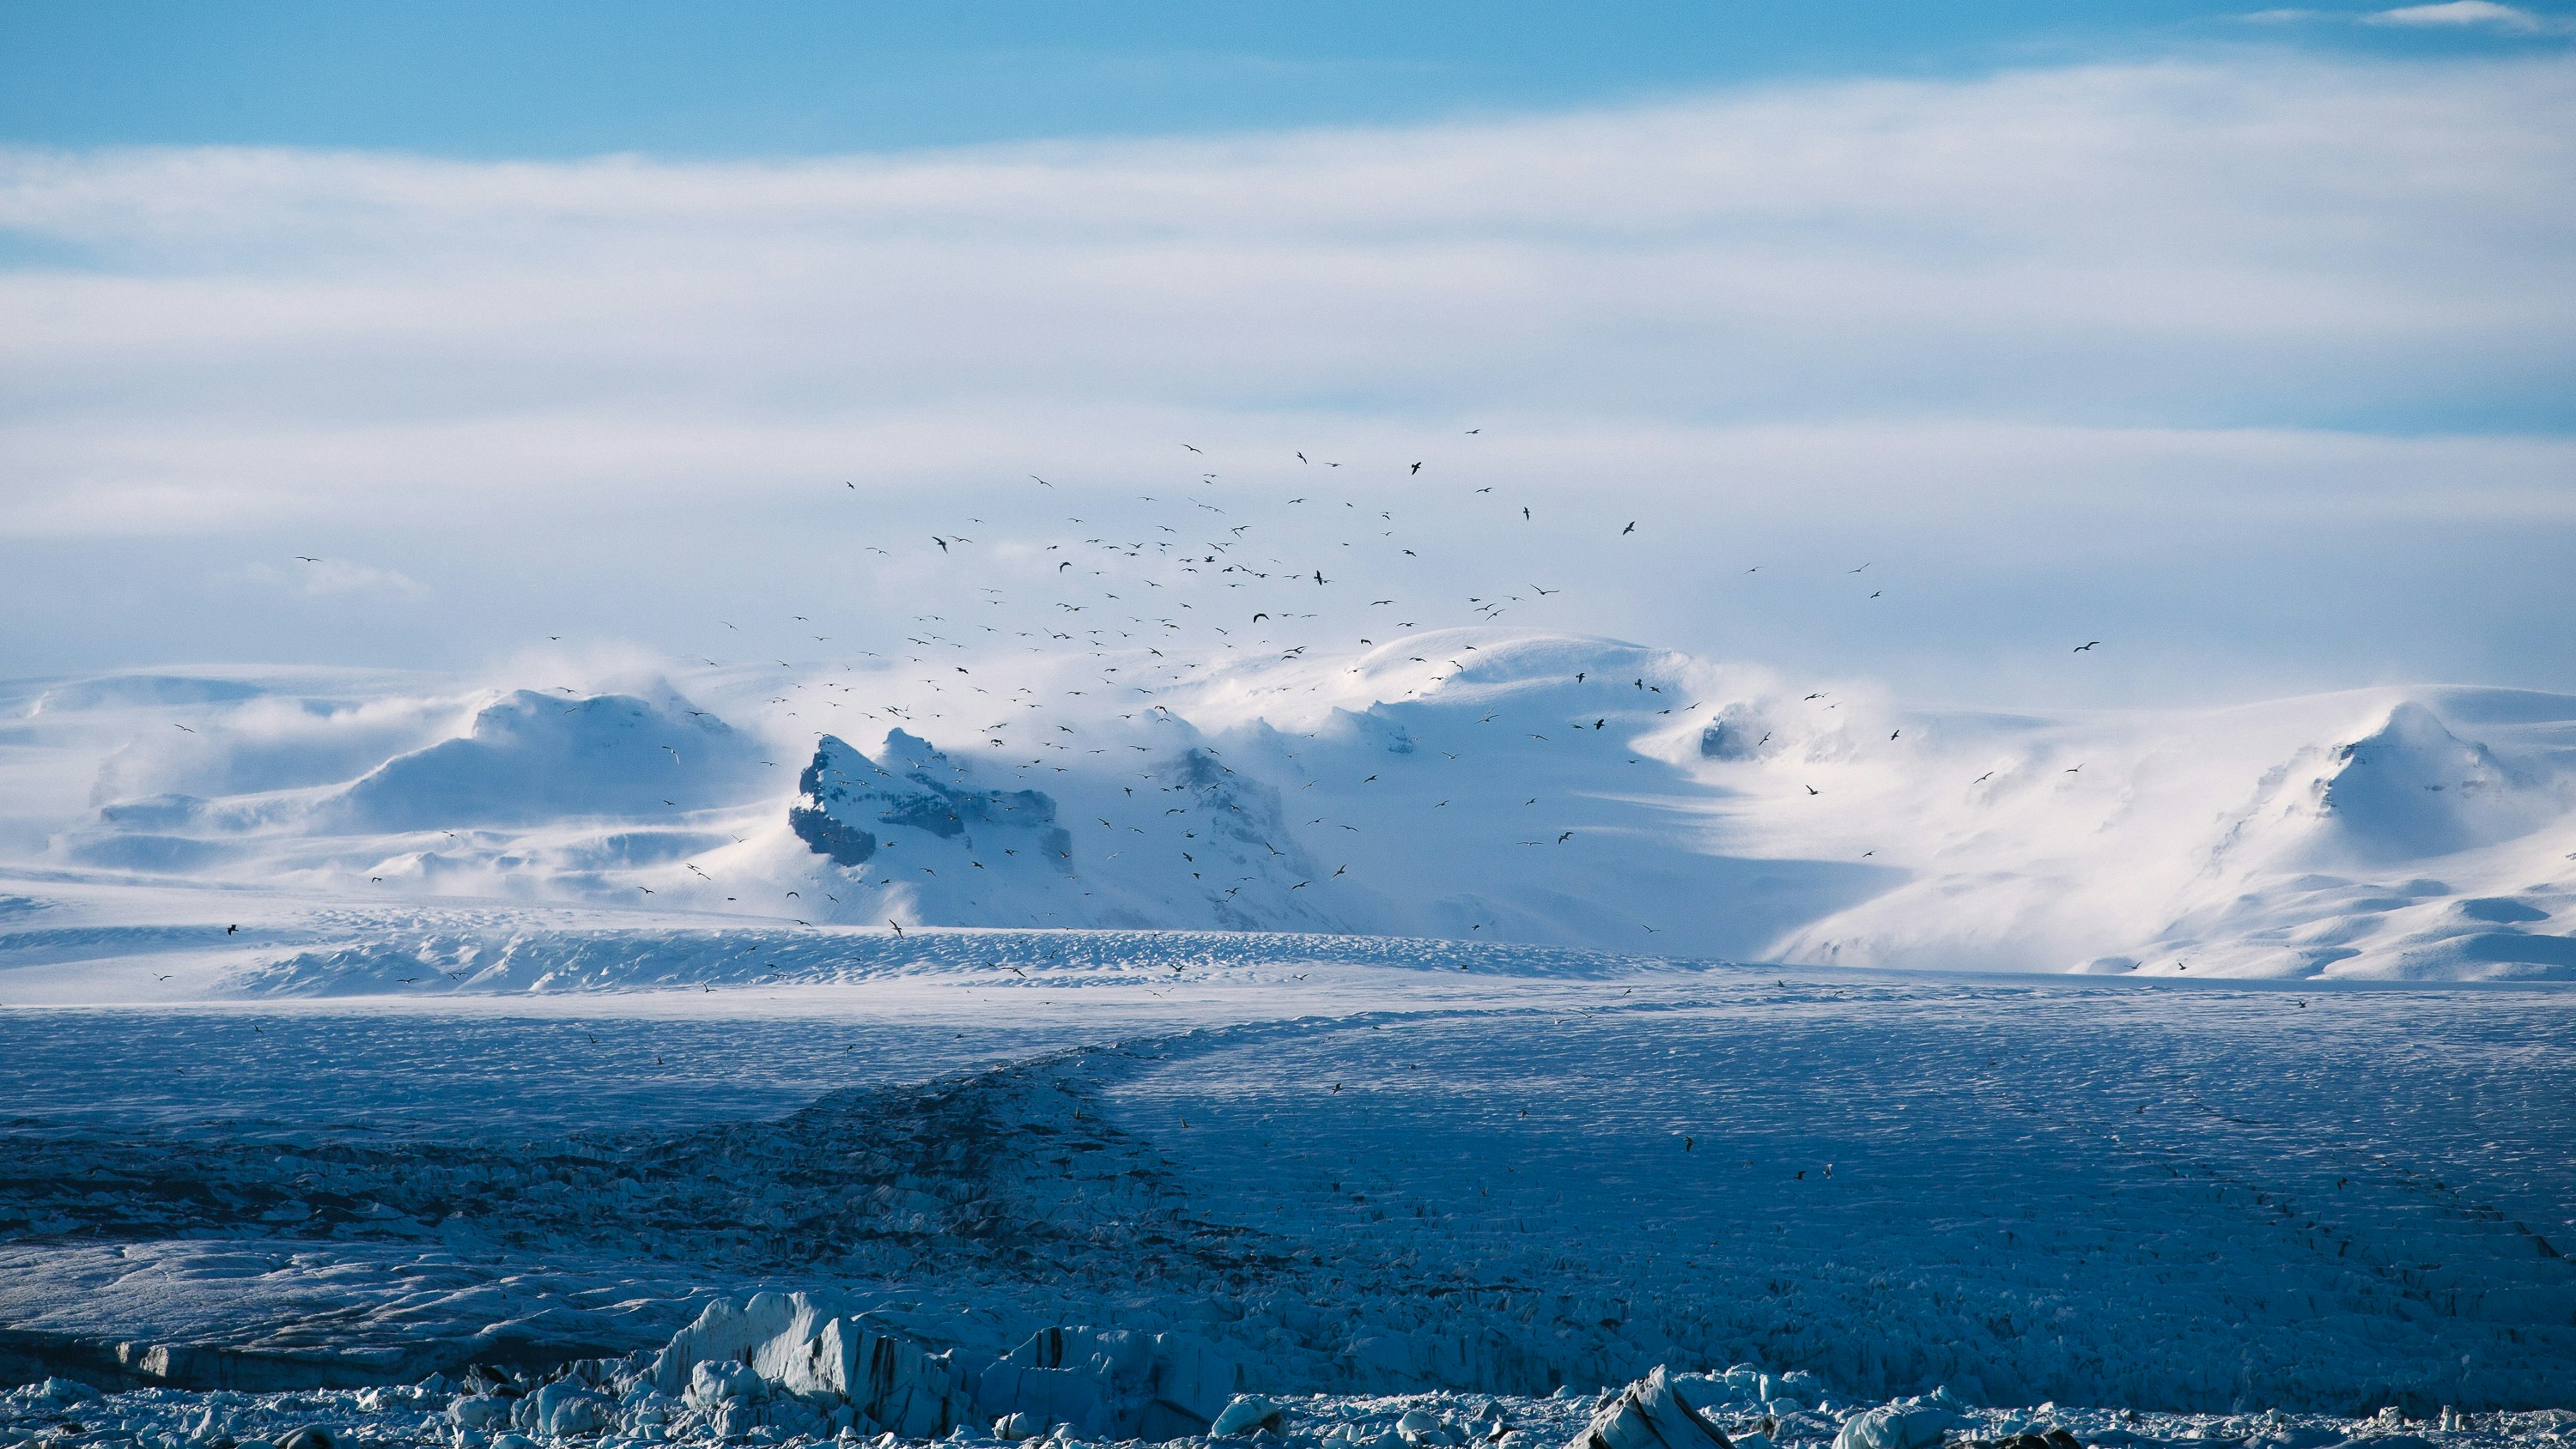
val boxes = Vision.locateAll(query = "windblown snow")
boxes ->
[4,629,2572,985]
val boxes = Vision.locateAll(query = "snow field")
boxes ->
[3,968,2569,1416]
[9,629,2574,981]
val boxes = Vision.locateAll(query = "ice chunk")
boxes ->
[687,1360,762,1410]
[994,1410,1050,1440]
[1571,1367,1735,1449]
[649,1292,970,1441]
[449,1397,509,1430]
[39,1379,102,1403]
[975,1324,1254,1441]
[1212,1396,1285,1437]
[1832,1402,1961,1449]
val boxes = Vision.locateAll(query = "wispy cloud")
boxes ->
[240,558,430,599]
[2240,2,2576,30]
[2363,1,2576,31]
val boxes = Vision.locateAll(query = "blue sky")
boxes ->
[2,5,2572,705]
[3,1,2567,155]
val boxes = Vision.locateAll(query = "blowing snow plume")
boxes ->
[9,633,2576,979]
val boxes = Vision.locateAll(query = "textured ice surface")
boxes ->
[3,966,2569,1416]
[4,1351,2573,1449]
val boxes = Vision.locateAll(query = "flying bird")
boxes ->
[1622,522,1636,536]
[2075,640,2100,652]
[1410,462,1422,474]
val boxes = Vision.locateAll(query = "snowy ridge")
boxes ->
[237,926,1654,997]
[4,632,2574,983]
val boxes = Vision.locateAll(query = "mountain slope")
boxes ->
[10,636,2574,979]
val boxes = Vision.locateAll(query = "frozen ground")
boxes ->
[3,957,2570,1425]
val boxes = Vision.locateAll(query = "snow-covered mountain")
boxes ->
[6,629,2573,980]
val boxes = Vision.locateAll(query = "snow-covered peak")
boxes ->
[7,637,2573,979]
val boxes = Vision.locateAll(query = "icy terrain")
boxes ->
[4,630,2575,984]
[2,967,2570,1416]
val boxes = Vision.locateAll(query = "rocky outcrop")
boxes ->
[791,731,1072,869]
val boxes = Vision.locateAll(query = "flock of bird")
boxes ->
[671,439,2100,929]
[267,433,2105,931]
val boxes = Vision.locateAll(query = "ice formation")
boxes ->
[9,1355,2573,1449]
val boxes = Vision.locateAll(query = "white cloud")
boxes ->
[2364,1,2575,31]
[0,55,2569,532]
[240,558,430,599]
[0,52,2571,701]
